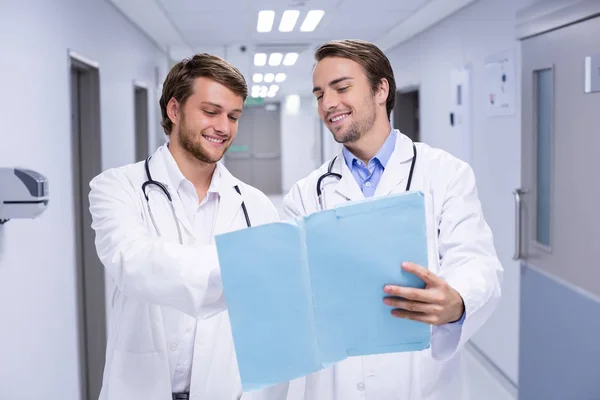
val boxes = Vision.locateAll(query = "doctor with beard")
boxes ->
[88,53,290,400]
[283,40,503,400]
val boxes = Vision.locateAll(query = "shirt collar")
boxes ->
[342,128,397,169]
[162,144,220,195]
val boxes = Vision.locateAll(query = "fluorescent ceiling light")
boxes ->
[251,92,260,98]
[257,10,275,32]
[264,73,275,83]
[269,85,280,92]
[268,53,283,66]
[252,84,261,92]
[283,53,299,66]
[267,92,276,98]
[252,73,263,83]
[275,73,286,82]
[300,10,324,32]
[254,53,267,66]
[260,86,268,97]
[279,10,300,32]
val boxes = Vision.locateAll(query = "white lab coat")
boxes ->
[88,144,290,400]
[282,131,503,400]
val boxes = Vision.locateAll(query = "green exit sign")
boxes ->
[244,97,264,106]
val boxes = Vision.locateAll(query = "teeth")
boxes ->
[203,135,225,143]
[331,113,349,123]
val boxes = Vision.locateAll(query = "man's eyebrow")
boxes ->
[201,101,242,113]
[312,76,353,93]
[201,101,222,109]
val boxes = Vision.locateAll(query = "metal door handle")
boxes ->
[513,188,526,260]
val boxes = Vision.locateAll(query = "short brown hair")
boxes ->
[314,39,396,119]
[159,53,248,135]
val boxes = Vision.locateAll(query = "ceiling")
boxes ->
[108,0,478,99]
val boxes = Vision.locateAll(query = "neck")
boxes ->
[345,116,391,164]
[168,139,215,191]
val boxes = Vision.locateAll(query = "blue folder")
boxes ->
[215,191,431,392]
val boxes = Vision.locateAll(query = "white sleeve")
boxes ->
[430,162,504,360]
[88,168,225,319]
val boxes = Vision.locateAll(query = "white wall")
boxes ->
[280,95,323,193]
[385,0,538,385]
[0,1,169,398]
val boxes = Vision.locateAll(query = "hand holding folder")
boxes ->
[215,191,431,392]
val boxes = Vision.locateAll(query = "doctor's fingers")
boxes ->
[384,285,445,304]
[384,297,443,316]
[390,309,442,325]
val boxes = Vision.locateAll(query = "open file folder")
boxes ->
[215,191,431,392]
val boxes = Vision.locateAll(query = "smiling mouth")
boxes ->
[202,135,227,145]
[329,113,350,124]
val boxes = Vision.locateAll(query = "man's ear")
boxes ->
[166,97,180,125]
[376,78,389,106]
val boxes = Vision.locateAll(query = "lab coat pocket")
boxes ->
[107,350,171,400]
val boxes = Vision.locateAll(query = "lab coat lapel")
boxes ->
[374,132,415,197]
[333,154,364,202]
[214,163,243,235]
[149,146,196,239]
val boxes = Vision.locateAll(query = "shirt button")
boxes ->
[365,182,371,187]
[357,382,365,391]
[169,343,178,351]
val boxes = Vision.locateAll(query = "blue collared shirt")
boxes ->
[342,129,397,197]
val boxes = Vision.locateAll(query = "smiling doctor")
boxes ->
[88,54,289,400]
[283,40,503,399]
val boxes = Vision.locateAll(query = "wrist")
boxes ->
[449,290,465,323]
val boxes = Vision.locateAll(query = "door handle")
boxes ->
[513,188,527,260]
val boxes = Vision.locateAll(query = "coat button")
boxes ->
[357,382,365,391]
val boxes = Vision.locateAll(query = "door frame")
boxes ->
[393,84,421,142]
[68,49,106,400]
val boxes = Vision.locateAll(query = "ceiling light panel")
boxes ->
[254,53,267,66]
[279,10,300,32]
[257,10,275,32]
[283,53,299,66]
[300,10,325,32]
[268,53,283,66]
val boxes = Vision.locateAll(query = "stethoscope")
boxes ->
[141,156,251,244]
[316,142,417,210]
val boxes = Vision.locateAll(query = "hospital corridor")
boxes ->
[1,0,599,399]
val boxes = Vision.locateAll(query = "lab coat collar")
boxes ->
[332,130,415,201]
[149,144,243,239]
[373,131,416,197]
